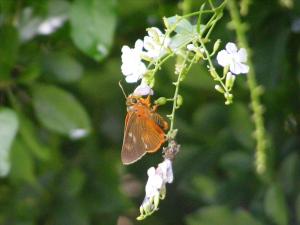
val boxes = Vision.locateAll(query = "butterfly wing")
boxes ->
[121,110,166,165]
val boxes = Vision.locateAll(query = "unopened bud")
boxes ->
[163,17,169,29]
[224,92,233,100]
[214,84,224,93]
[213,39,221,53]
[225,72,236,89]
[155,97,167,105]
[223,65,229,77]
[147,27,160,43]
[210,68,218,79]
[176,95,183,107]
[224,93,233,105]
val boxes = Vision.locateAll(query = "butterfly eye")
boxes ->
[131,98,138,104]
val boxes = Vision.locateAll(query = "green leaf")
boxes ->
[62,168,85,197]
[264,184,288,225]
[0,108,19,177]
[169,33,193,51]
[234,210,263,225]
[10,139,35,184]
[191,175,217,203]
[296,194,300,224]
[70,0,116,61]
[192,103,227,135]
[43,53,83,83]
[186,206,263,225]
[186,205,232,225]
[229,103,254,149]
[279,152,299,194]
[19,115,50,160]
[0,25,19,78]
[220,151,252,177]
[32,84,91,139]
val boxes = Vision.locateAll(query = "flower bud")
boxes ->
[223,65,229,78]
[214,84,224,93]
[155,97,167,105]
[163,17,170,29]
[224,92,233,105]
[213,39,221,53]
[147,27,160,44]
[176,94,183,107]
[209,68,218,79]
[225,72,236,89]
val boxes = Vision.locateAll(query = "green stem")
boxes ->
[182,1,226,18]
[198,38,228,94]
[168,55,196,133]
[227,0,268,176]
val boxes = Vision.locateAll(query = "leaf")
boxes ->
[169,33,193,51]
[70,0,116,61]
[32,84,91,139]
[19,115,50,160]
[186,206,263,225]
[0,25,19,78]
[264,184,288,225]
[43,53,83,83]
[191,175,217,203]
[186,205,233,225]
[296,194,300,224]
[220,151,252,177]
[279,152,299,194]
[10,139,35,184]
[0,108,19,177]
[234,210,263,225]
[192,103,227,135]
[229,103,254,149]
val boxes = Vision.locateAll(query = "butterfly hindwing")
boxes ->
[121,109,165,164]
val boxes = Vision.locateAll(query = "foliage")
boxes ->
[0,0,299,225]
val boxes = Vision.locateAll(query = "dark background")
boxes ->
[0,0,299,225]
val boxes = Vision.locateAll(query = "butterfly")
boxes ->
[121,95,168,165]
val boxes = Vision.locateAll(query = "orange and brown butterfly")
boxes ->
[121,94,168,165]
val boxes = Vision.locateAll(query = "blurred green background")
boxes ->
[0,0,300,225]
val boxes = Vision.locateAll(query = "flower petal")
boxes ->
[134,39,144,52]
[239,63,249,74]
[125,74,140,83]
[238,48,247,62]
[230,61,249,74]
[225,42,238,53]
[133,83,154,96]
[217,50,231,67]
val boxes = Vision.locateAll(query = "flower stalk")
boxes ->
[227,0,268,175]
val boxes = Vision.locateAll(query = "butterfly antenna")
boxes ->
[119,80,127,99]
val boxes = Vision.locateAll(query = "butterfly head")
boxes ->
[126,94,140,106]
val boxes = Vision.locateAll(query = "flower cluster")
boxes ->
[137,159,173,220]
[121,27,170,96]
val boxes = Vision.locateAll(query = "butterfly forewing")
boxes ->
[121,107,166,165]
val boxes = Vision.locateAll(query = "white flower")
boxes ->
[216,42,249,75]
[121,39,147,83]
[142,27,170,60]
[133,82,154,96]
[145,167,163,198]
[157,159,173,183]
[137,159,174,220]
[38,15,67,35]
